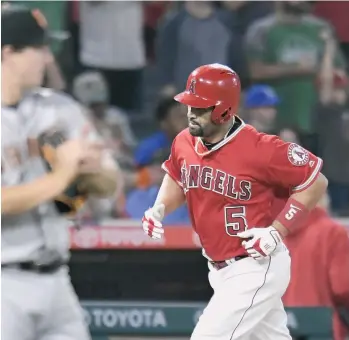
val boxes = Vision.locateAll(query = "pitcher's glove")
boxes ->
[38,130,99,215]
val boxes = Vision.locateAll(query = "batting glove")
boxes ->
[142,204,165,240]
[237,227,282,260]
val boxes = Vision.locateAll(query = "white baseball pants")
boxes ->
[191,244,292,340]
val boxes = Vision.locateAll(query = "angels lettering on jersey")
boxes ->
[180,160,252,200]
[163,126,323,260]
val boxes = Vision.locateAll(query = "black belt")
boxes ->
[210,255,248,270]
[1,259,67,274]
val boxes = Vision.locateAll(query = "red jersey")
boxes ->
[282,208,349,340]
[162,120,322,260]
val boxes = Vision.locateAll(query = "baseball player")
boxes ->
[281,193,349,340]
[1,5,119,340]
[142,64,328,340]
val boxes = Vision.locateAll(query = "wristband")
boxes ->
[275,198,308,232]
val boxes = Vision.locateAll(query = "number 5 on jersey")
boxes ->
[224,206,248,236]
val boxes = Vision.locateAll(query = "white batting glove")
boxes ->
[142,204,165,240]
[237,227,282,260]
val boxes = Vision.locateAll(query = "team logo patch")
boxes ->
[188,80,196,94]
[287,143,309,166]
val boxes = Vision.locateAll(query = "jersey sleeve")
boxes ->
[1,120,22,188]
[32,90,100,142]
[62,100,100,142]
[260,135,323,193]
[161,136,182,187]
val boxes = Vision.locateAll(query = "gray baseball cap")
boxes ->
[73,72,109,106]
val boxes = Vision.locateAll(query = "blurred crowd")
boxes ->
[21,0,349,221]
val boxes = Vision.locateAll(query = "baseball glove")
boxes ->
[38,130,88,215]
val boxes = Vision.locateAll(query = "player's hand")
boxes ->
[237,227,282,260]
[53,140,86,179]
[142,204,165,240]
[54,140,102,180]
[78,143,104,174]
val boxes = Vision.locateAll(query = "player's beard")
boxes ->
[188,122,204,137]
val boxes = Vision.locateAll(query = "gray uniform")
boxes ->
[1,88,93,340]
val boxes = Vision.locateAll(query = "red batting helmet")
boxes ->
[174,63,241,124]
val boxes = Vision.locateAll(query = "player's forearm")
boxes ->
[292,173,328,210]
[154,174,186,216]
[319,39,335,104]
[1,170,73,215]
[249,61,313,81]
[273,173,328,237]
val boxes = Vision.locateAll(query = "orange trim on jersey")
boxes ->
[31,9,48,28]
[136,167,151,188]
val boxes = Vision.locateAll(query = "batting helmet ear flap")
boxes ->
[211,105,233,124]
